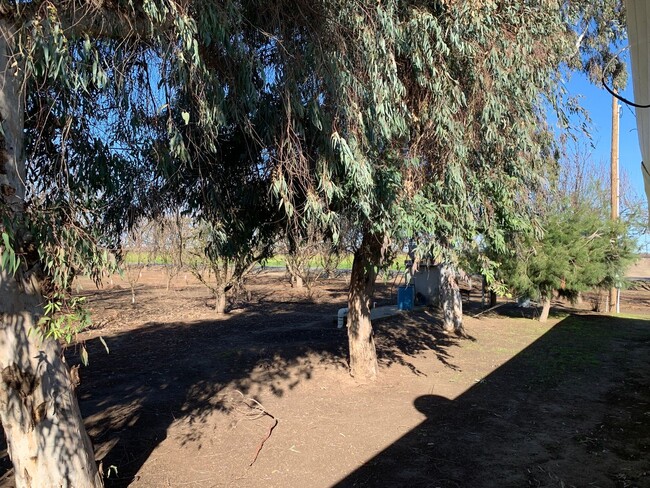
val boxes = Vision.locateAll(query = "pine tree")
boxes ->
[498,150,637,322]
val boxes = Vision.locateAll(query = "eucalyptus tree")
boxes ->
[0,2,259,486]
[265,1,628,379]
[0,1,329,483]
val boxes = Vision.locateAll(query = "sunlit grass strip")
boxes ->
[122,251,409,271]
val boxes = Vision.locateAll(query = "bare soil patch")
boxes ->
[2,268,650,487]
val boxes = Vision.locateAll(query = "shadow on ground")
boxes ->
[2,295,649,488]
[334,314,650,488]
[0,294,459,487]
[80,304,347,487]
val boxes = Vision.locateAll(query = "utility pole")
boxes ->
[610,93,620,313]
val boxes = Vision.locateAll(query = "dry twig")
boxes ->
[471,302,507,318]
[232,390,279,467]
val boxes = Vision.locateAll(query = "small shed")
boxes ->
[411,263,441,306]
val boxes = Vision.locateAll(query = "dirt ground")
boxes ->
[2,268,650,487]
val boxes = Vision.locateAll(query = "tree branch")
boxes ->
[3,1,177,41]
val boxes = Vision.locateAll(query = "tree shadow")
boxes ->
[7,285,646,488]
[375,310,466,374]
[1,292,457,487]
[333,314,650,487]
[76,308,342,486]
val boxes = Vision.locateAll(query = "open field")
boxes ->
[2,268,650,487]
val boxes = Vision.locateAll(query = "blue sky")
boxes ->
[562,57,650,250]
[564,62,643,204]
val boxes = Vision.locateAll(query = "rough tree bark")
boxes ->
[347,231,387,380]
[539,296,552,322]
[209,263,230,315]
[0,21,103,488]
[440,263,464,335]
[214,290,227,315]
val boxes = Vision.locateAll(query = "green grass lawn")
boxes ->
[122,250,409,271]
[263,253,408,270]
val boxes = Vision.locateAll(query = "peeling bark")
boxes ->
[0,20,102,488]
[0,292,103,488]
[347,231,387,380]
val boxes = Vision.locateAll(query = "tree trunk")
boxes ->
[294,274,304,289]
[286,260,304,289]
[440,263,464,335]
[214,291,227,314]
[0,21,102,487]
[347,231,387,380]
[539,296,552,322]
[1,271,103,488]
[489,290,498,307]
[288,268,303,288]
[592,290,607,312]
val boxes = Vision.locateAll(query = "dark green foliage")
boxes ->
[497,145,638,304]
[501,202,636,303]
